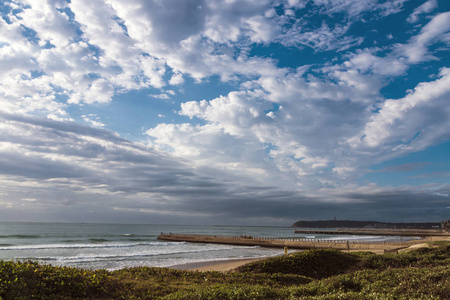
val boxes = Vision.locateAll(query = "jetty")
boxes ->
[157,233,429,253]
[293,228,450,237]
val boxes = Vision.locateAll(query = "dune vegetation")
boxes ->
[0,242,449,299]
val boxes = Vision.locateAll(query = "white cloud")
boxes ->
[81,79,115,104]
[82,114,105,127]
[47,113,73,122]
[149,93,170,100]
[201,0,275,44]
[312,0,407,18]
[147,46,450,188]
[169,73,185,85]
[376,0,408,17]
[146,121,286,187]
[148,89,287,180]
[2,0,435,121]
[259,66,380,105]
[180,90,272,136]
[286,0,307,9]
[344,49,408,76]
[244,15,280,43]
[18,0,77,48]
[106,0,284,82]
[407,0,437,23]
[0,0,171,116]
[399,12,450,63]
[331,69,382,102]
[147,91,280,177]
[351,68,450,151]
[22,198,37,202]
[147,65,385,188]
[279,21,363,52]
[1,0,414,121]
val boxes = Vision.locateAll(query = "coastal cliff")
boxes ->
[292,220,440,229]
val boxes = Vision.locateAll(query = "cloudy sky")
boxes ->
[0,0,449,225]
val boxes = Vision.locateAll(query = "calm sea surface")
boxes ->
[0,222,404,270]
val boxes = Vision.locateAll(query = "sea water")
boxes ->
[0,222,405,270]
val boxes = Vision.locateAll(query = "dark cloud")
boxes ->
[0,152,87,180]
[140,0,208,46]
[0,112,127,144]
[110,186,449,224]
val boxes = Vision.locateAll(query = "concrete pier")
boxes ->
[157,233,423,253]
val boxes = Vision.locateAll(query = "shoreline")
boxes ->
[169,257,268,272]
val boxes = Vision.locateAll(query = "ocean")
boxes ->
[0,222,405,270]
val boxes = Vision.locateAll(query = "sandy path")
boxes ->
[170,257,265,272]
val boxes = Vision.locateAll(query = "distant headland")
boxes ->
[291,220,447,230]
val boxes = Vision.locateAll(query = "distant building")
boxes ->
[441,220,450,232]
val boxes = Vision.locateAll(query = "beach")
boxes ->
[171,257,266,272]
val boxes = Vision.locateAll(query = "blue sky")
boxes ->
[0,0,449,225]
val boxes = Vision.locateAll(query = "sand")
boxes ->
[397,243,431,253]
[168,248,383,272]
[170,257,266,272]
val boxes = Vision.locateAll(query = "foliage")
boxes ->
[0,260,115,299]
[288,265,450,299]
[0,242,448,299]
[236,249,359,279]
[161,284,284,300]
[237,243,450,276]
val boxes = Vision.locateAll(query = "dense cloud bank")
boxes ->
[0,0,449,224]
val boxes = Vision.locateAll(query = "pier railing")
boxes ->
[159,232,410,245]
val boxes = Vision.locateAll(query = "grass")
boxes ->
[0,242,449,299]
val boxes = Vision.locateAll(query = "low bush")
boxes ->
[237,243,450,278]
[0,260,116,299]
[289,266,450,299]
[236,249,359,279]
[161,284,284,300]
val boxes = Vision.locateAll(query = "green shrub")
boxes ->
[289,266,450,299]
[161,284,285,300]
[237,249,359,279]
[237,243,450,279]
[0,260,115,299]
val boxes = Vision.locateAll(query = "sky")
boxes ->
[0,0,449,225]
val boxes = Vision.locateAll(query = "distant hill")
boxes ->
[292,220,440,229]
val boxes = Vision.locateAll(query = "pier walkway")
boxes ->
[157,233,424,253]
